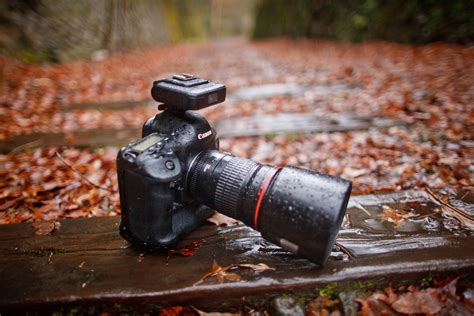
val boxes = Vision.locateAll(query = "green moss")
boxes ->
[264,133,276,142]
[284,132,298,142]
[8,49,54,64]
[354,280,377,293]
[420,274,433,288]
[317,283,340,299]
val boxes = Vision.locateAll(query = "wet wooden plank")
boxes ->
[61,83,356,111]
[0,114,400,153]
[227,82,357,101]
[213,113,399,138]
[1,128,141,154]
[0,190,473,310]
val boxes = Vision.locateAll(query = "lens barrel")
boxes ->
[187,150,351,265]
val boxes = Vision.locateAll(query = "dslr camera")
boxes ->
[117,74,351,265]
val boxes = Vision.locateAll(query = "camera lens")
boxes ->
[187,150,351,265]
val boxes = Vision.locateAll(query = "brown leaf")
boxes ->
[307,296,340,315]
[33,201,60,220]
[206,212,238,226]
[32,220,61,235]
[392,290,443,314]
[380,207,415,226]
[194,260,274,286]
[167,239,203,263]
[343,167,369,178]
[192,306,240,316]
[384,287,398,304]
[234,263,275,273]
[40,181,67,192]
[158,306,185,316]
[0,197,24,211]
[356,298,394,316]
[194,260,242,285]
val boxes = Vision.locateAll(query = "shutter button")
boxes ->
[165,160,175,170]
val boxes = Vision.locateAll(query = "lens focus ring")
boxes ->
[214,157,258,218]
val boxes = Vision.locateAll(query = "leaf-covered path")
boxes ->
[1,38,472,223]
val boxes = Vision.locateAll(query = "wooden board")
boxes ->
[0,114,399,153]
[0,190,473,311]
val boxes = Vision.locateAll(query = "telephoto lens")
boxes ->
[187,150,352,266]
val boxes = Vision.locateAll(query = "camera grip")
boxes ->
[118,169,176,247]
[119,166,213,248]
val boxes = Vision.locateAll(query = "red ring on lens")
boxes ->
[253,167,281,229]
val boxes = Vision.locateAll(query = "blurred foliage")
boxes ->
[253,0,474,44]
[0,0,256,63]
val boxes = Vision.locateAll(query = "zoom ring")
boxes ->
[214,157,258,218]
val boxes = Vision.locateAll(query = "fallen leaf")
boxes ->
[234,263,275,273]
[384,287,398,304]
[392,289,443,314]
[306,295,340,316]
[33,201,60,220]
[380,206,415,226]
[206,212,238,226]
[194,260,241,286]
[192,306,240,316]
[167,239,203,263]
[0,197,24,211]
[356,298,395,316]
[194,260,274,286]
[159,306,185,316]
[343,167,369,178]
[32,220,61,235]
[38,182,67,193]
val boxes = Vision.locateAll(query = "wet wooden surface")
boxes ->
[0,82,388,153]
[0,190,473,310]
[0,114,399,153]
[213,113,398,138]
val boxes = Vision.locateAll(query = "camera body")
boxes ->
[117,74,352,265]
[117,109,219,248]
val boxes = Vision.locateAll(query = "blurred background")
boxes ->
[0,0,472,224]
[1,2,473,313]
[1,0,472,63]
